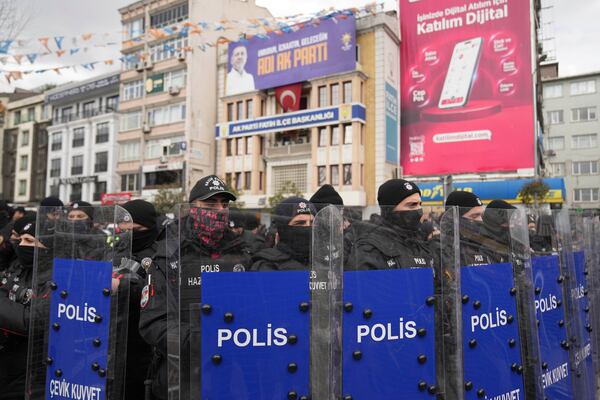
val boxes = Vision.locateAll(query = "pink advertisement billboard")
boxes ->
[400,0,535,176]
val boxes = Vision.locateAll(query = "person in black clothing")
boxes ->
[0,214,50,400]
[112,199,159,399]
[444,190,492,266]
[11,207,25,222]
[139,175,252,400]
[229,208,266,254]
[348,179,434,270]
[252,197,316,271]
[480,199,517,264]
[309,184,343,213]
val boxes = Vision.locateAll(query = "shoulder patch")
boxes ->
[140,285,150,308]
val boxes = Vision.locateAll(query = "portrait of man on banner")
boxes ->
[226,44,255,96]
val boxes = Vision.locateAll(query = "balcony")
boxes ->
[71,166,83,175]
[54,107,115,124]
[265,142,311,159]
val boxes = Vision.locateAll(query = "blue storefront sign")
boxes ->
[385,82,399,164]
[419,178,566,205]
[216,104,366,138]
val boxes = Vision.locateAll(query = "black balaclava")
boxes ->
[123,199,159,253]
[483,200,516,245]
[377,179,423,232]
[14,214,38,266]
[274,197,316,264]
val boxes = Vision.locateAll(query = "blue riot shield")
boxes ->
[457,206,543,400]
[25,206,133,400]
[584,215,600,389]
[165,205,342,400]
[342,206,462,399]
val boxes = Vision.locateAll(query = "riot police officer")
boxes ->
[229,208,266,254]
[252,197,316,271]
[348,179,434,270]
[444,190,491,266]
[139,175,252,400]
[480,199,517,264]
[0,214,49,399]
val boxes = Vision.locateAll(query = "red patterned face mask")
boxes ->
[188,208,229,249]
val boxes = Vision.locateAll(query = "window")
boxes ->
[226,139,233,156]
[149,36,188,63]
[147,103,186,126]
[318,86,327,107]
[19,155,28,171]
[259,136,264,155]
[260,100,266,116]
[244,172,251,190]
[543,84,563,99]
[49,184,59,197]
[246,100,253,119]
[227,103,234,122]
[150,3,188,28]
[121,173,139,192]
[572,161,598,175]
[18,179,26,196]
[318,166,326,186]
[331,126,340,146]
[119,141,141,162]
[245,137,252,154]
[164,69,186,89]
[96,122,110,143]
[571,107,597,122]
[343,81,352,103]
[122,79,144,101]
[272,164,307,193]
[50,159,61,177]
[123,18,144,40]
[572,134,597,149]
[122,50,143,71]
[21,130,29,146]
[318,127,328,147]
[60,107,73,123]
[93,181,107,202]
[70,183,82,202]
[236,101,243,120]
[145,136,185,158]
[574,188,599,203]
[82,101,95,118]
[236,138,244,156]
[94,151,108,172]
[547,110,563,124]
[72,127,85,147]
[51,132,62,151]
[235,172,242,190]
[144,170,182,189]
[343,124,353,144]
[547,136,565,151]
[331,84,340,106]
[27,107,34,122]
[120,111,142,131]
[14,110,21,125]
[259,171,264,191]
[71,155,83,175]
[550,163,565,176]
[225,173,232,187]
[343,164,352,185]
[570,80,596,96]
[330,165,339,186]
[106,95,119,111]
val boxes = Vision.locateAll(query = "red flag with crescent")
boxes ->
[275,83,302,113]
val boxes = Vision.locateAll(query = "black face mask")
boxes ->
[388,209,424,232]
[278,225,312,263]
[15,245,35,266]
[460,218,483,236]
[132,228,158,253]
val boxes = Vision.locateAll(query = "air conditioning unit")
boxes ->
[177,51,186,62]
[168,86,180,96]
[144,60,154,71]
[545,150,556,157]
[135,63,144,72]
[160,155,168,164]
[142,123,152,134]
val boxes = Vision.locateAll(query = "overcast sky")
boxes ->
[0,0,597,92]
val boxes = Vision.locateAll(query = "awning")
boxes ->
[418,178,566,206]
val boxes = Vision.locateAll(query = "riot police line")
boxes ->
[0,176,598,399]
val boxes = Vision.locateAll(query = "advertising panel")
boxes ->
[384,33,400,164]
[226,16,356,96]
[400,0,535,176]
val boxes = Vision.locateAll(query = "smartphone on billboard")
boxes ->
[438,38,482,109]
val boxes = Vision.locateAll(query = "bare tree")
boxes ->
[0,0,33,43]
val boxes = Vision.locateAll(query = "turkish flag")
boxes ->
[275,83,303,113]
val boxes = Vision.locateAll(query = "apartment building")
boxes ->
[2,92,50,205]
[117,0,271,199]
[215,11,400,211]
[45,73,121,203]
[543,70,600,209]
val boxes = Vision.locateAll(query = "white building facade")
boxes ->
[45,73,121,204]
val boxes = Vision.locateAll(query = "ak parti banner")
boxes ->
[400,0,536,176]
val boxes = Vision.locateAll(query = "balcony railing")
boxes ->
[54,107,115,124]
[265,142,311,158]
[71,166,83,175]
